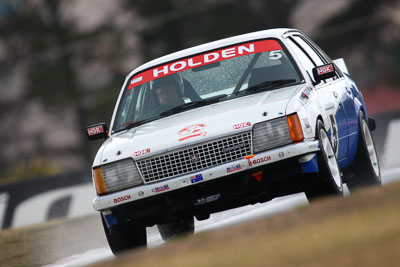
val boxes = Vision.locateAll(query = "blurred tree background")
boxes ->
[0,0,399,183]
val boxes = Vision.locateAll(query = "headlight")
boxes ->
[93,158,143,195]
[252,116,294,153]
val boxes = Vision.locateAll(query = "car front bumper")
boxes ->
[93,140,319,213]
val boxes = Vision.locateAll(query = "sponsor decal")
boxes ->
[134,148,151,157]
[252,155,272,165]
[226,164,242,173]
[190,174,203,184]
[128,40,282,89]
[243,154,255,167]
[316,64,334,75]
[233,121,252,130]
[138,191,144,197]
[301,88,311,99]
[278,152,285,158]
[114,195,131,204]
[195,193,221,206]
[152,184,170,193]
[178,124,207,142]
[87,125,104,136]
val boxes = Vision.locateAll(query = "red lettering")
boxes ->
[114,195,132,203]
[317,64,333,75]
[252,156,272,165]
[87,125,103,136]
[134,148,151,157]
[233,122,252,130]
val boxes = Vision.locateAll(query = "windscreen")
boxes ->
[113,39,302,133]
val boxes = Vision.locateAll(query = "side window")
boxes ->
[299,35,344,79]
[292,35,325,66]
[286,38,315,81]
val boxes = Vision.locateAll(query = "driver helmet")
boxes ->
[151,73,184,97]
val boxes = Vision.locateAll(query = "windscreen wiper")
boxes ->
[124,117,161,131]
[159,94,227,116]
[233,79,297,97]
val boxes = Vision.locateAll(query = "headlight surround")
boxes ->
[252,116,294,153]
[93,158,143,195]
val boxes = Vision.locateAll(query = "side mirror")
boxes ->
[86,123,109,141]
[312,63,336,85]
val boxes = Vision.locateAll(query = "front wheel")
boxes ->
[346,111,381,191]
[101,216,147,255]
[157,217,194,241]
[305,120,343,200]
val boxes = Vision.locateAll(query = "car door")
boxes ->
[285,34,350,162]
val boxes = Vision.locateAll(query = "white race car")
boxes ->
[86,28,380,254]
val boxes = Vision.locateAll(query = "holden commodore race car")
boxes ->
[86,28,380,254]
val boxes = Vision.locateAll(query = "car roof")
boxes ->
[126,28,299,78]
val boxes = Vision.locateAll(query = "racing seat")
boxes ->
[249,64,297,88]
[182,78,202,101]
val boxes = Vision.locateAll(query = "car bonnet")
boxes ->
[97,84,301,165]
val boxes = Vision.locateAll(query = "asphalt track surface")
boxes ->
[44,167,400,267]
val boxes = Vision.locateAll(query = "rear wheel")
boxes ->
[101,216,147,254]
[305,120,343,200]
[346,111,381,191]
[157,217,194,241]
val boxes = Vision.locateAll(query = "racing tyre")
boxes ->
[101,216,146,255]
[157,217,194,241]
[346,111,381,191]
[305,120,343,200]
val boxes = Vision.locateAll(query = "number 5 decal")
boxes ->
[269,50,282,60]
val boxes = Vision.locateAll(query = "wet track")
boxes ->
[45,167,400,267]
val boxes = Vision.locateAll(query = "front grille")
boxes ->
[137,131,252,183]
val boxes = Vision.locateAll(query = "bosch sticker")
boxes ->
[252,155,272,165]
[128,40,282,89]
[134,148,150,157]
[114,195,131,203]
[87,125,104,136]
[178,124,207,142]
[233,122,252,130]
